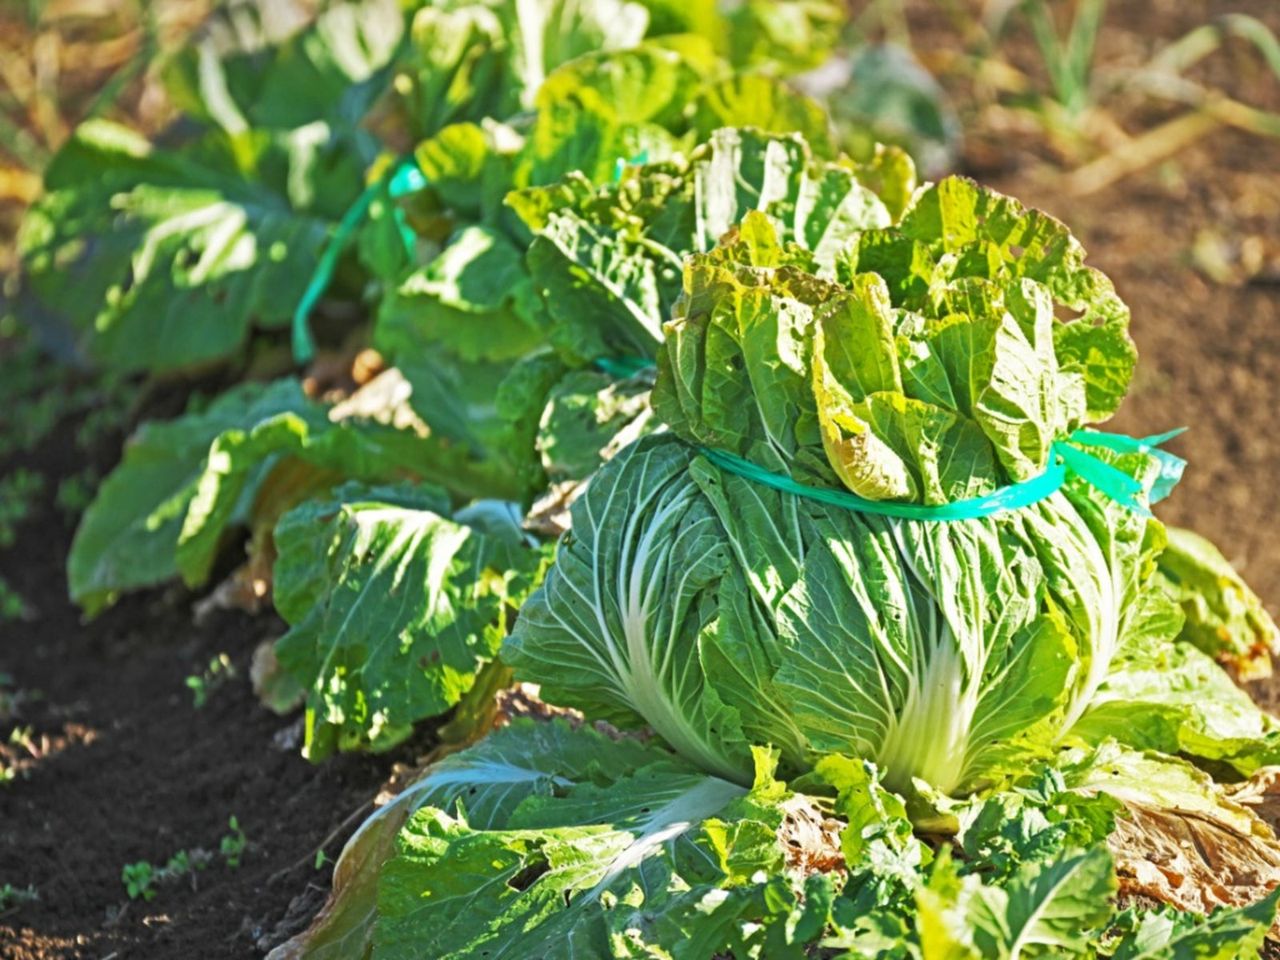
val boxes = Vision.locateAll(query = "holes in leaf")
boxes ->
[507,857,549,892]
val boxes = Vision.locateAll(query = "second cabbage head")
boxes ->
[507,176,1175,796]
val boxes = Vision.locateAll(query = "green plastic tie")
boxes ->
[612,149,650,182]
[700,429,1185,522]
[292,155,428,364]
[592,355,655,378]
[581,351,1183,519]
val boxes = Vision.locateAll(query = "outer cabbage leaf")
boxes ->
[67,379,310,615]
[1071,634,1280,776]
[535,369,656,483]
[266,719,676,960]
[1058,742,1280,928]
[173,383,511,587]
[522,43,708,187]
[373,224,548,465]
[17,121,334,374]
[69,375,519,616]
[504,437,760,783]
[372,747,831,960]
[163,0,404,134]
[394,0,650,140]
[1157,525,1279,680]
[272,484,546,758]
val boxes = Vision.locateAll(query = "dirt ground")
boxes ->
[0,418,436,959]
[1,1,1279,958]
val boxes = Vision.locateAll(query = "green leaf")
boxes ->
[272,484,546,759]
[372,745,826,960]
[536,369,655,482]
[67,380,310,616]
[1070,635,1280,776]
[853,175,1134,421]
[1157,526,1279,680]
[1107,889,1280,960]
[163,0,405,134]
[396,0,650,140]
[505,436,756,784]
[174,399,449,588]
[18,120,333,374]
[268,719,673,960]
[691,74,836,158]
[816,755,927,906]
[971,847,1116,958]
[523,43,703,186]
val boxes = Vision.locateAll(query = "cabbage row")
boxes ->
[15,1,1280,958]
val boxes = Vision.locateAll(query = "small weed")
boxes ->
[220,816,247,868]
[55,470,97,519]
[0,671,38,722]
[0,469,43,549]
[0,883,39,912]
[0,578,29,622]
[185,653,235,708]
[8,725,34,753]
[315,850,331,870]
[121,861,157,901]
[121,848,214,902]
[120,816,246,901]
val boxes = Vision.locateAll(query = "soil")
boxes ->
[0,421,433,959]
[1,2,1279,959]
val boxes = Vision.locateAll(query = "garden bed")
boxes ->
[2,1,1280,958]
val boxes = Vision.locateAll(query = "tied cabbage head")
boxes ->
[507,187,1171,795]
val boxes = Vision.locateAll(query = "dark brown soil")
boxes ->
[1,2,1278,959]
[0,422,427,960]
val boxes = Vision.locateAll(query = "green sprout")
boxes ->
[121,861,157,902]
[220,816,247,869]
[0,469,43,549]
[0,883,39,912]
[0,578,28,622]
[185,653,235,708]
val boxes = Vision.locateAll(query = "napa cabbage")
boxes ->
[508,189,1180,794]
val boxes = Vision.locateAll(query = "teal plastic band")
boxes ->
[593,355,655,378]
[612,149,650,182]
[582,349,1182,519]
[699,430,1185,522]
[292,156,428,364]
